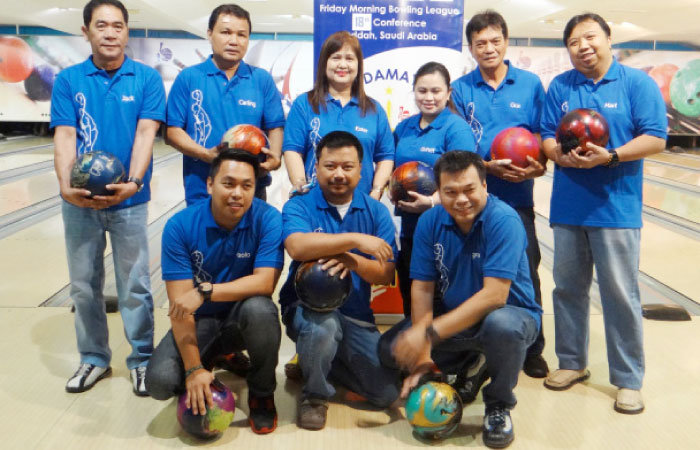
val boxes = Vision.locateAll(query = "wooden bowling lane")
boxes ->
[0,136,52,154]
[648,151,700,171]
[645,160,700,187]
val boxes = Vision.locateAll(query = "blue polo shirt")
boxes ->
[279,186,398,324]
[410,195,542,327]
[50,56,166,209]
[167,57,285,205]
[540,59,667,228]
[282,92,395,194]
[393,108,476,237]
[452,62,545,208]
[161,198,284,317]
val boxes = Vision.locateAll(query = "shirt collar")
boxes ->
[325,92,359,106]
[202,198,253,232]
[311,184,366,211]
[573,57,620,85]
[418,107,454,132]
[474,60,516,87]
[84,55,134,76]
[203,56,252,79]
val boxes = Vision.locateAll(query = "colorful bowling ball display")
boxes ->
[649,63,679,105]
[69,151,126,196]
[24,64,56,102]
[220,124,268,159]
[555,108,610,154]
[389,161,437,203]
[177,379,236,440]
[295,261,352,312]
[669,59,700,118]
[0,36,33,83]
[405,381,463,440]
[490,127,540,168]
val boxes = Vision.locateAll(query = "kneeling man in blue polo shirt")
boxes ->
[279,131,400,430]
[145,149,283,434]
[379,151,542,449]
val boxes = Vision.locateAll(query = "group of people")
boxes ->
[51,1,667,448]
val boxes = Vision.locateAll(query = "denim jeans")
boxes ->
[552,225,644,389]
[515,207,545,357]
[285,306,400,407]
[62,201,154,370]
[146,296,281,399]
[379,305,538,409]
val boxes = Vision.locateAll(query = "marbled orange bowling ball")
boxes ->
[490,127,540,168]
[220,124,267,156]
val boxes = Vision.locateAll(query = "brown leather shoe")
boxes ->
[544,369,590,391]
[523,354,549,378]
[298,398,328,430]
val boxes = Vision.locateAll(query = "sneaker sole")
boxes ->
[248,416,278,434]
[614,402,644,415]
[66,367,112,393]
[133,386,150,397]
[543,370,590,391]
[483,435,515,449]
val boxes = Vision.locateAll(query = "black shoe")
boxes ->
[248,394,277,434]
[215,352,251,377]
[483,405,514,448]
[523,354,549,379]
[451,353,489,405]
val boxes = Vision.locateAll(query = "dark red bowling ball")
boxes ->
[220,124,268,161]
[295,261,352,312]
[556,108,610,154]
[389,161,437,203]
[490,127,540,168]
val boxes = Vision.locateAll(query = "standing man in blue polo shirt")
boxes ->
[451,10,549,382]
[379,151,541,449]
[145,149,283,434]
[51,0,165,396]
[166,3,285,205]
[540,13,667,414]
[279,131,399,430]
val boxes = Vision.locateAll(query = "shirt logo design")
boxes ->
[190,250,212,284]
[121,95,135,102]
[238,99,257,108]
[191,90,212,146]
[355,125,368,133]
[604,102,618,109]
[313,227,324,233]
[561,101,569,114]
[307,117,322,185]
[420,146,436,153]
[472,252,481,259]
[464,102,483,145]
[434,243,450,296]
[236,252,251,258]
[510,102,521,109]
[75,92,98,155]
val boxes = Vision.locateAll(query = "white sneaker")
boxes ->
[615,388,644,414]
[66,363,111,393]
[130,366,149,397]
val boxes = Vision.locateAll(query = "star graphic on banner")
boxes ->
[385,87,393,95]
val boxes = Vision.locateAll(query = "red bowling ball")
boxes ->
[220,124,268,159]
[555,108,610,154]
[490,127,540,168]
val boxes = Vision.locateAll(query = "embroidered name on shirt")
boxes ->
[510,102,521,109]
[604,102,618,109]
[121,95,135,102]
[420,146,436,153]
[236,252,251,258]
[472,252,481,259]
[355,126,368,133]
[238,99,257,108]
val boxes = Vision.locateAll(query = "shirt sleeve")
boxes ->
[445,115,477,152]
[372,102,395,163]
[161,217,194,281]
[260,72,286,130]
[540,78,563,141]
[50,71,77,129]
[139,68,166,122]
[482,212,526,281]
[629,71,668,139]
[409,211,438,281]
[282,95,310,154]
[282,197,314,241]
[166,71,189,128]
[254,207,285,269]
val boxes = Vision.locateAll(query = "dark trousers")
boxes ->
[515,207,545,357]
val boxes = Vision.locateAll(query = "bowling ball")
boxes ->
[669,59,700,118]
[24,65,56,102]
[405,381,463,440]
[70,151,126,196]
[649,63,679,105]
[0,36,33,83]
[220,124,268,161]
[490,127,540,168]
[295,261,352,312]
[389,161,437,203]
[555,108,610,154]
[177,379,235,440]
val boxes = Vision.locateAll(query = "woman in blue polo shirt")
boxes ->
[393,61,476,316]
[282,31,395,199]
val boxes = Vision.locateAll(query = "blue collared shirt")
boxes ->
[393,107,476,237]
[411,195,542,327]
[452,62,545,208]
[161,197,284,317]
[167,57,285,205]
[279,186,397,324]
[50,56,166,209]
[282,92,395,194]
[540,59,667,227]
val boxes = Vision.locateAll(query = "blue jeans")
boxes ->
[146,296,280,399]
[62,201,154,369]
[379,305,538,409]
[552,225,644,389]
[285,306,400,407]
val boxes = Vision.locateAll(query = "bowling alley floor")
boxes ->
[1,136,699,449]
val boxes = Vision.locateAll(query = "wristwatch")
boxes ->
[197,282,213,303]
[127,176,144,192]
[605,150,620,168]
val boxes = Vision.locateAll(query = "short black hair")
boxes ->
[315,130,363,163]
[434,151,486,186]
[465,10,508,46]
[209,148,260,180]
[563,13,611,46]
[208,4,252,34]
[83,0,128,26]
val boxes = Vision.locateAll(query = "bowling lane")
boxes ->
[0,136,52,154]
[645,160,700,187]
[648,152,700,170]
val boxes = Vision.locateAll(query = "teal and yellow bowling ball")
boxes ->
[669,59,700,117]
[405,381,463,440]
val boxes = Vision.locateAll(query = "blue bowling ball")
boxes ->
[295,261,353,312]
[70,151,126,196]
[24,65,56,102]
